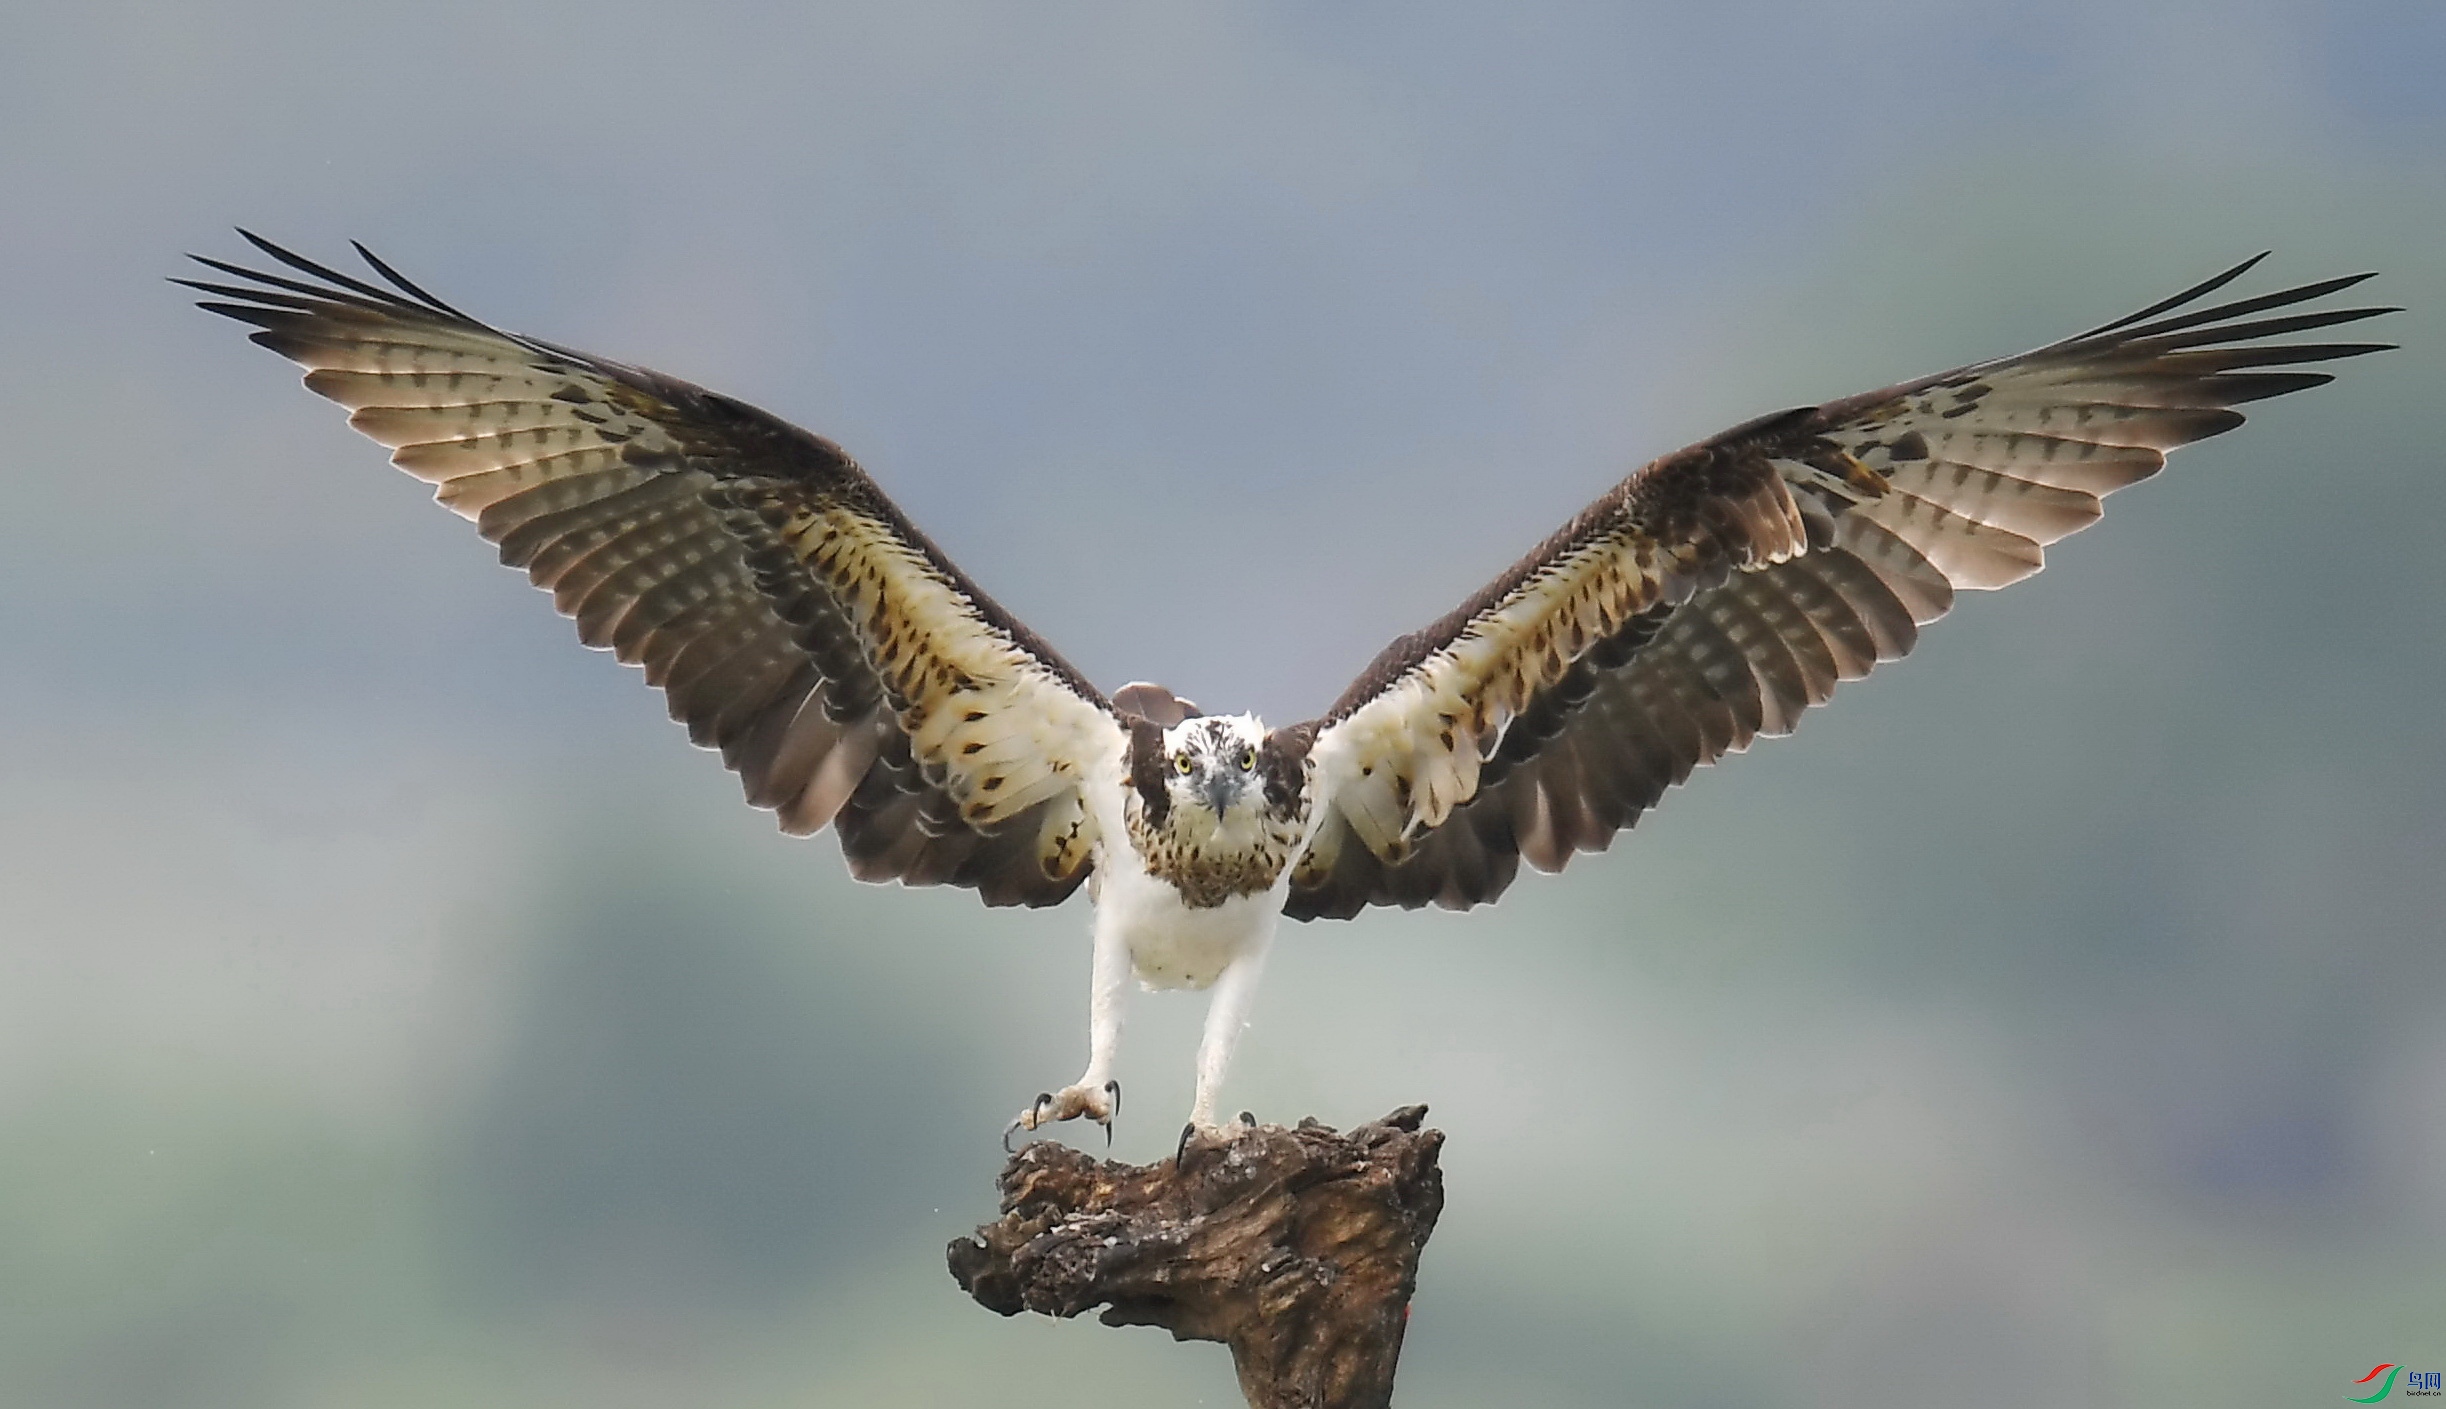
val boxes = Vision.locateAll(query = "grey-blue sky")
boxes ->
[2,4,2442,1406]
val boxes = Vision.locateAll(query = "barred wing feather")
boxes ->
[1289,256,2394,920]
[186,234,1122,907]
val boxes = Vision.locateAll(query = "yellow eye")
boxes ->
[1239,748,1256,772]
[1174,753,1192,775]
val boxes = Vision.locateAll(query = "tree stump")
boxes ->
[947,1106,1446,1409]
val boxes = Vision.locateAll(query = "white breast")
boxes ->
[1092,847,1277,990]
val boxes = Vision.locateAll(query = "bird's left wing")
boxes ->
[186,235,1124,906]
[1287,256,2394,919]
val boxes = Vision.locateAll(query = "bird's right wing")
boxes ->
[187,234,1124,906]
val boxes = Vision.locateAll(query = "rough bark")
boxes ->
[947,1106,1446,1409]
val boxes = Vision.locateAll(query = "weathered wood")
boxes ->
[948,1106,1446,1409]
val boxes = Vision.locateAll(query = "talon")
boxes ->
[1002,1118,1026,1154]
[1009,1082,1127,1146]
[1238,1110,1256,1128]
[1175,1122,1196,1167]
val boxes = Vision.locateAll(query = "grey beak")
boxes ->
[1202,773,1237,816]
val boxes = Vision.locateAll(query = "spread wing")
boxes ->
[186,234,1124,906]
[1288,255,2395,920]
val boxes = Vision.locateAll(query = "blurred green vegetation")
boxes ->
[4,3,2443,1405]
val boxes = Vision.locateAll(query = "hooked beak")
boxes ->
[1201,772,1240,817]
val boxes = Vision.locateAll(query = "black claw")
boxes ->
[1175,1122,1196,1167]
[1032,1091,1054,1124]
[1104,1078,1122,1118]
[1002,1118,1025,1154]
[1238,1110,1256,1128]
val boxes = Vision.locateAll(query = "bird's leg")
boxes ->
[1007,914,1130,1147]
[1186,930,1273,1131]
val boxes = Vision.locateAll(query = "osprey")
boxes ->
[186,236,2392,1143]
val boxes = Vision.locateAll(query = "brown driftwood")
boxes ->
[948,1106,1446,1409]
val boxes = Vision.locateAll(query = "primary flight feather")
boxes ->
[186,235,2393,1139]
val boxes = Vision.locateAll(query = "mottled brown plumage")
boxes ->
[1287,255,2394,918]
[185,232,1120,909]
[188,241,2393,926]
[188,238,2393,1136]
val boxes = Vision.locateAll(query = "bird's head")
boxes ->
[1140,713,1270,830]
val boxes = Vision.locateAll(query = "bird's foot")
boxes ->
[1003,1079,1121,1151]
[1173,1109,1261,1165]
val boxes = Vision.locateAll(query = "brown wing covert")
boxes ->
[1289,255,2394,920]
[186,234,1123,907]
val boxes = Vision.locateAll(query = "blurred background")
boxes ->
[4,3,2443,1405]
